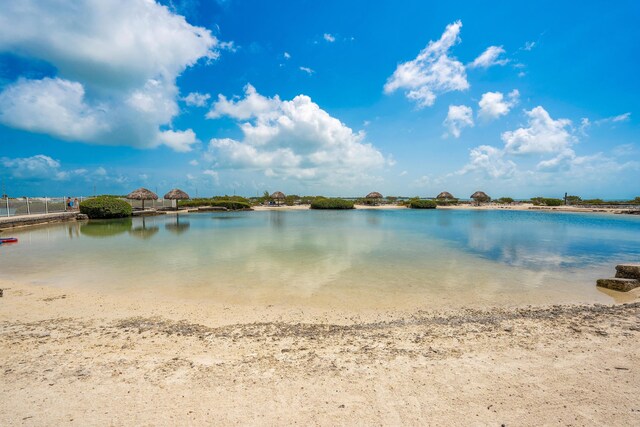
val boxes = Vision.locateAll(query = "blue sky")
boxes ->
[0,0,638,199]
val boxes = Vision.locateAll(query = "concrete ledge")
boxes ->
[596,278,640,292]
[615,264,640,280]
[0,212,80,230]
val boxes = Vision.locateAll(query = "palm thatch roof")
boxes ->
[271,191,286,200]
[470,191,490,199]
[437,191,454,199]
[163,188,190,200]
[127,187,158,200]
[366,192,383,199]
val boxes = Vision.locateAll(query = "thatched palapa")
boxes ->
[163,188,190,211]
[127,187,158,210]
[470,191,490,205]
[271,191,286,206]
[366,192,383,199]
[437,191,455,200]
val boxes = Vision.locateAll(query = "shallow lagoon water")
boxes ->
[2,209,640,309]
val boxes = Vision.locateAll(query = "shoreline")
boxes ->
[2,203,637,232]
[1,280,639,425]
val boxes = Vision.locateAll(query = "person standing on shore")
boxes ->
[74,198,79,210]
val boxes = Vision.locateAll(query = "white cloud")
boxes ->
[323,33,336,43]
[299,66,315,75]
[0,78,109,140]
[283,52,291,59]
[203,169,220,185]
[189,159,199,166]
[206,85,388,186]
[0,154,92,181]
[443,105,474,138]
[611,112,631,122]
[469,46,509,69]
[182,92,211,107]
[594,112,631,125]
[456,145,516,179]
[384,20,468,108]
[1,155,67,180]
[478,90,519,121]
[157,129,199,152]
[523,41,536,51]
[502,106,574,155]
[206,84,281,120]
[0,0,229,151]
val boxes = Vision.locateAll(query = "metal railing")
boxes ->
[1,197,175,217]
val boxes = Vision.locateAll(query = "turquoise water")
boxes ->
[2,209,639,308]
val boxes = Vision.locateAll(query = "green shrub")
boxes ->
[566,195,582,204]
[496,197,514,204]
[179,198,251,210]
[210,200,252,210]
[310,197,354,209]
[582,199,604,205]
[530,197,563,206]
[79,196,132,219]
[408,199,437,209]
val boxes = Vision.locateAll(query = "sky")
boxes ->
[0,0,639,199]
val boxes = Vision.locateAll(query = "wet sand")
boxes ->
[1,280,639,426]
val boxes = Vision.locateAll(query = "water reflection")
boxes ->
[80,218,132,238]
[165,215,190,235]
[129,217,159,240]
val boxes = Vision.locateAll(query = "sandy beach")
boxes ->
[1,279,639,426]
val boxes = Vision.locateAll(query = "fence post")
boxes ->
[26,197,30,215]
[45,197,48,214]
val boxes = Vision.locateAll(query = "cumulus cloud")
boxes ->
[157,129,199,152]
[456,145,517,179]
[1,155,69,181]
[384,20,468,108]
[478,90,519,121]
[502,106,574,155]
[469,46,509,69]
[283,52,291,59]
[299,66,315,75]
[0,78,109,140]
[182,92,211,107]
[206,85,388,185]
[323,33,336,42]
[443,105,474,138]
[0,0,229,150]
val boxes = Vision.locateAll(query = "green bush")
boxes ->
[496,197,514,204]
[581,199,604,205]
[210,200,252,210]
[310,197,354,209]
[79,197,132,219]
[179,197,251,210]
[566,195,582,204]
[408,199,437,209]
[531,197,563,206]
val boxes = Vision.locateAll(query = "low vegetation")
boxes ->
[496,197,514,204]
[79,196,132,219]
[310,197,354,209]
[179,197,252,210]
[408,199,437,209]
[530,197,564,206]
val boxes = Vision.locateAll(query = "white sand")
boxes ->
[1,279,638,426]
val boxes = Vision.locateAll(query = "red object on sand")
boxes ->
[0,238,18,243]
